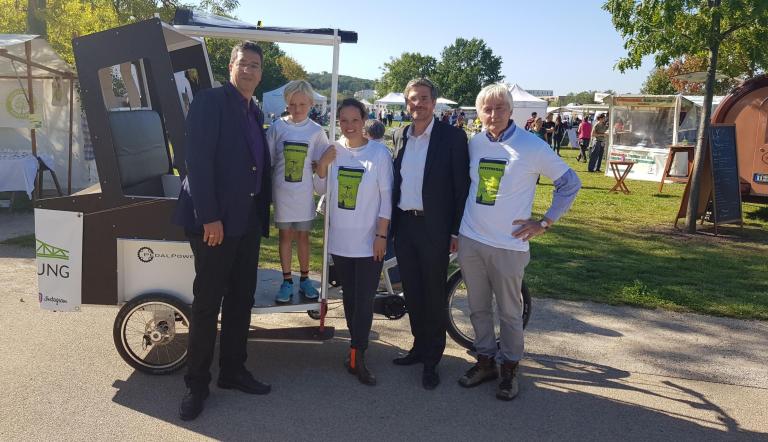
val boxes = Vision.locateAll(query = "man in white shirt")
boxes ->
[391,78,470,390]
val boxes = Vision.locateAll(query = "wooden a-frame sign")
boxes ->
[674,124,743,234]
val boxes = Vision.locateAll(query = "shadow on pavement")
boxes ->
[111,341,765,440]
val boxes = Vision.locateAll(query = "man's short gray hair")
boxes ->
[283,80,315,103]
[475,83,514,111]
[364,119,386,140]
[404,78,438,100]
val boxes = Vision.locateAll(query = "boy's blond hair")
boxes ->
[283,80,315,103]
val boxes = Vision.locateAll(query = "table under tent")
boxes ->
[34,11,357,374]
[0,34,89,201]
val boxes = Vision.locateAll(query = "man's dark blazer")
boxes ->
[391,118,470,246]
[173,83,271,237]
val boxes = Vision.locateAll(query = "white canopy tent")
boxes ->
[0,34,90,194]
[375,92,405,106]
[508,84,548,126]
[262,83,326,118]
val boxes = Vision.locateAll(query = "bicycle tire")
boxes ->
[113,293,191,375]
[445,269,531,351]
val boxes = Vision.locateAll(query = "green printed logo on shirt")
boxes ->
[283,142,309,182]
[337,166,365,210]
[476,158,508,206]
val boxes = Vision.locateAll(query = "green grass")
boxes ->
[525,148,768,319]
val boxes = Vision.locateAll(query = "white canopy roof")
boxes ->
[375,92,405,105]
[262,83,326,117]
[506,83,548,125]
[0,34,75,77]
[436,97,457,105]
[508,84,547,106]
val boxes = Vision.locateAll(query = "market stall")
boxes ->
[0,34,89,195]
[604,94,722,182]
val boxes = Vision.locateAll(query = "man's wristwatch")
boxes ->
[539,220,551,230]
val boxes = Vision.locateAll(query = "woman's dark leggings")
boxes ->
[332,254,383,350]
[553,136,563,154]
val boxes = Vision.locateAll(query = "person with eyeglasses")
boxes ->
[174,40,272,421]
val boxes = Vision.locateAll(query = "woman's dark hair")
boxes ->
[338,98,367,119]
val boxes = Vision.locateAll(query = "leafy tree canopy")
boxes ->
[603,0,768,73]
[376,52,437,96]
[640,68,677,94]
[433,38,503,106]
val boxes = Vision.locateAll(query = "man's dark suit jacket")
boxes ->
[392,118,470,246]
[173,84,271,237]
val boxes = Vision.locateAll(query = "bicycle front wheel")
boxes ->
[445,270,532,351]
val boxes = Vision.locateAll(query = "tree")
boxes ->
[640,68,676,94]
[277,55,307,81]
[561,90,613,105]
[376,52,437,95]
[432,37,503,106]
[0,0,28,33]
[0,1,239,64]
[604,0,768,233]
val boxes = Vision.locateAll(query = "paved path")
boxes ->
[0,227,766,440]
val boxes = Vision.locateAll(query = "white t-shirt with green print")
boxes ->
[460,125,569,251]
[267,117,330,223]
[321,138,393,258]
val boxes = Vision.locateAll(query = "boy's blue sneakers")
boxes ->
[276,280,293,303]
[299,279,319,300]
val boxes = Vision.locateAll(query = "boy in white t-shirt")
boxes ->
[266,80,329,303]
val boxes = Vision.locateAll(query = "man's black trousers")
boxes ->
[394,212,450,368]
[184,208,262,393]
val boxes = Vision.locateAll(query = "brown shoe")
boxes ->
[458,355,498,388]
[496,361,520,401]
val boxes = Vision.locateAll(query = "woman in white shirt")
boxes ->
[317,98,394,386]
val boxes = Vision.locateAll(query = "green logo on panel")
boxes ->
[476,158,507,206]
[6,89,30,119]
[36,239,70,260]
[337,167,364,210]
[283,142,309,182]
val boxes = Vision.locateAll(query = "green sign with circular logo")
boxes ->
[6,88,31,119]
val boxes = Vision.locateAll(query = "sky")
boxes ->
[235,0,655,96]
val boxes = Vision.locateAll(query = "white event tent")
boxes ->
[0,34,91,194]
[262,83,326,118]
[374,92,405,106]
[508,84,547,126]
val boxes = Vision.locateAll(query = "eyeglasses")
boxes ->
[235,62,262,71]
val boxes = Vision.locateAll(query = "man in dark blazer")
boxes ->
[391,78,470,389]
[173,41,272,421]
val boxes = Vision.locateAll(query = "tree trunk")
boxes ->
[685,2,721,233]
[26,0,46,37]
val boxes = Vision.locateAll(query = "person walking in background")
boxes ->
[391,78,470,390]
[456,83,580,401]
[316,98,394,386]
[542,113,556,147]
[266,80,329,304]
[553,115,566,156]
[589,113,608,172]
[531,117,545,140]
[524,111,537,131]
[576,116,592,163]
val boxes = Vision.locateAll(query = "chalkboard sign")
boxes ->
[708,124,742,224]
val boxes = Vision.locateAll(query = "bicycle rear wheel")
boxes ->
[445,269,531,351]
